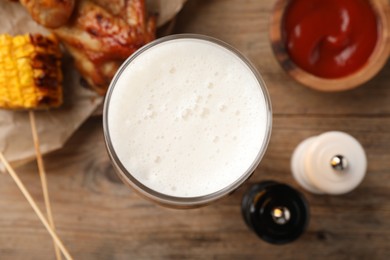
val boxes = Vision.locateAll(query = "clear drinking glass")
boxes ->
[103,34,272,208]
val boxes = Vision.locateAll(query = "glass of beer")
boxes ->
[103,34,272,208]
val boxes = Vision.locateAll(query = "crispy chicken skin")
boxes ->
[20,0,75,28]
[53,0,156,94]
[19,0,156,95]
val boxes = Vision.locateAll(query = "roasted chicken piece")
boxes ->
[20,0,75,29]
[54,0,156,95]
[20,0,156,95]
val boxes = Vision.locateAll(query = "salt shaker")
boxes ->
[291,131,367,195]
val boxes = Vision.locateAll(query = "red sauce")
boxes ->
[284,0,378,78]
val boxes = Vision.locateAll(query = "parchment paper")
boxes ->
[148,0,187,27]
[0,1,103,171]
[0,0,186,170]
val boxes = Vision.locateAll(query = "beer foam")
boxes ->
[107,38,269,197]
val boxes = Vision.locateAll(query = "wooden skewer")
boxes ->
[29,110,62,260]
[0,152,73,260]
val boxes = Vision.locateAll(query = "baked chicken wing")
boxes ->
[19,0,156,95]
[20,0,75,29]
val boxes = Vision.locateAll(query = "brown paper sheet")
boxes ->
[148,0,187,27]
[0,1,103,170]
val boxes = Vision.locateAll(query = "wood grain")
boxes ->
[1,0,390,259]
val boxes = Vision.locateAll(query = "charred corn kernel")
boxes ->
[0,33,63,109]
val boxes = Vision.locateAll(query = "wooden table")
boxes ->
[1,0,390,259]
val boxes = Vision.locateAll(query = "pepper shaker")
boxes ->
[241,181,309,244]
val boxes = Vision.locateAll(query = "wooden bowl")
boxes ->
[269,0,390,92]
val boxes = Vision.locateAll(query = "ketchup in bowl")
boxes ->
[284,0,378,78]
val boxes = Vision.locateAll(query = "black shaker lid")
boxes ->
[242,182,309,244]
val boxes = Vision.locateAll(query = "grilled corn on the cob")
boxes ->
[0,33,63,109]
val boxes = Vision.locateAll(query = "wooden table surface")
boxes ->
[1,0,390,259]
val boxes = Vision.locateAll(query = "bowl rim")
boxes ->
[269,0,390,92]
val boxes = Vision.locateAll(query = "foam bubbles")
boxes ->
[219,104,227,112]
[200,108,210,118]
[154,156,161,163]
[169,67,176,74]
[107,38,268,198]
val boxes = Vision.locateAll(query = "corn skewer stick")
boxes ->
[0,152,73,259]
[29,110,62,260]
